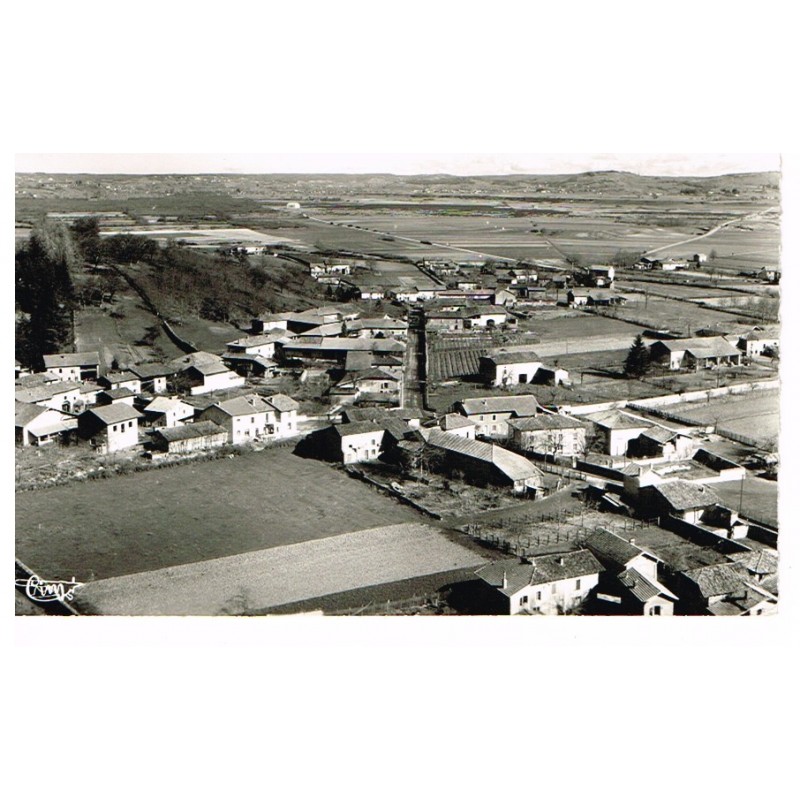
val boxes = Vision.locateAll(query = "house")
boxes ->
[98,371,142,394]
[508,413,587,457]
[587,290,627,307]
[263,393,300,438]
[43,351,101,381]
[96,388,137,407]
[438,413,477,439]
[641,480,721,524]
[15,360,31,379]
[583,528,677,616]
[474,551,602,615]
[417,429,544,495]
[649,337,742,371]
[329,421,389,464]
[494,288,518,307]
[221,353,278,378]
[78,404,143,453]
[452,395,540,438]
[199,395,272,444]
[425,309,469,332]
[129,363,175,394]
[15,381,86,414]
[674,563,777,616]
[170,353,247,395]
[567,288,590,307]
[333,369,402,405]
[142,397,196,428]
[346,316,409,339]
[150,421,229,454]
[15,401,77,447]
[756,267,780,284]
[479,348,570,388]
[626,425,697,460]
[737,326,780,358]
[225,332,286,360]
[253,306,360,334]
[277,337,405,366]
[582,409,652,456]
[584,265,615,287]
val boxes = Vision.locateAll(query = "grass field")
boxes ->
[71,522,490,615]
[713,476,778,528]
[15,449,423,583]
[668,390,780,444]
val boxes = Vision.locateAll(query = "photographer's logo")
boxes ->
[16,573,83,604]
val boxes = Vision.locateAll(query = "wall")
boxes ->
[510,573,599,615]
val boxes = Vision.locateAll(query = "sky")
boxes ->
[14,153,781,177]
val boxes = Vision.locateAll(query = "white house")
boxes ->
[199,395,272,444]
[582,409,652,456]
[453,395,540,438]
[78,404,143,453]
[331,422,386,464]
[15,401,77,447]
[225,332,286,360]
[143,397,196,428]
[43,351,101,381]
[263,393,300,438]
[475,551,603,615]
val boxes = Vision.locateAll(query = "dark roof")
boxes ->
[476,551,603,597]
[683,564,745,598]
[154,421,227,442]
[103,370,139,385]
[355,368,400,382]
[617,568,677,603]
[83,404,143,425]
[584,528,647,568]
[43,351,100,369]
[482,349,541,366]
[333,421,388,437]
[651,480,721,511]
[130,362,175,379]
[98,387,136,400]
[639,425,685,444]
[652,337,740,358]
[188,361,231,377]
[264,393,300,413]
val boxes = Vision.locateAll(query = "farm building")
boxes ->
[433,288,496,304]
[150,421,228,454]
[327,421,391,464]
[142,397,196,428]
[582,409,652,456]
[263,394,300,438]
[737,326,780,358]
[98,370,142,394]
[672,564,777,616]
[226,331,286,360]
[333,369,401,403]
[425,309,470,332]
[417,429,544,496]
[626,425,697,461]
[129,363,175,394]
[452,395,540,439]
[15,401,77,447]
[43,351,101,381]
[639,480,722,524]
[438,413,477,439]
[649,337,742,371]
[583,529,676,617]
[221,352,278,378]
[473,551,602,615]
[199,395,276,445]
[78,404,143,453]
[277,337,405,366]
[479,348,569,388]
[96,388,137,406]
[583,265,615,287]
[567,289,627,307]
[346,316,409,339]
[507,413,587,457]
[15,360,31,380]
[15,381,87,414]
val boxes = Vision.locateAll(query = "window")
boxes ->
[520,596,528,606]
[129,421,133,428]
[112,425,117,432]
[251,417,255,424]
[575,579,581,590]
[650,606,662,616]
[536,591,542,601]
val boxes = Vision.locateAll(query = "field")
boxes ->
[667,390,780,446]
[70,523,490,615]
[100,225,303,249]
[15,449,424,583]
[713,476,778,528]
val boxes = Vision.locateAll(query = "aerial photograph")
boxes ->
[14,156,781,617]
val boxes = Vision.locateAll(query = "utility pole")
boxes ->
[738,472,745,515]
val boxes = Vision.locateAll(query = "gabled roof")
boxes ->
[739,326,780,342]
[457,395,539,418]
[144,396,194,414]
[682,563,745,598]
[129,362,175,379]
[584,528,650,568]
[652,337,740,358]
[226,332,285,348]
[83,404,143,425]
[651,480,721,511]
[440,413,476,431]
[186,361,232,377]
[508,413,585,432]
[617,568,678,603]
[583,409,650,431]
[476,551,603,597]
[98,387,135,400]
[333,421,387,438]
[264,393,299,413]
[354,368,400,383]
[103,370,139,385]
[43,351,100,369]
[482,349,541,366]
[15,400,50,427]
[15,382,82,404]
[210,395,271,417]
[729,549,778,577]
[639,425,686,444]
[422,429,542,483]
[154,421,226,442]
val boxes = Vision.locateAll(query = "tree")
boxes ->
[624,334,651,378]
[709,249,718,260]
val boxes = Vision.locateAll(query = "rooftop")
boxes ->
[584,528,649,568]
[153,421,226,442]
[583,409,650,431]
[83,404,143,425]
[651,480,721,511]
[457,395,539,418]
[508,413,585,432]
[482,349,541,366]
[43,351,100,369]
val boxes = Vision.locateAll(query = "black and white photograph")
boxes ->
[7,4,798,799]
[13,155,783,618]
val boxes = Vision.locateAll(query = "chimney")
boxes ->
[629,538,636,545]
[502,570,508,590]
[558,556,565,566]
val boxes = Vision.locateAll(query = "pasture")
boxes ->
[15,449,424,583]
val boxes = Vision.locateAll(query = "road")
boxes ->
[643,207,779,257]
[402,307,426,409]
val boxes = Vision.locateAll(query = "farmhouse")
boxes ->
[479,348,570,388]
[418,429,544,495]
[567,289,627,307]
[226,331,286,360]
[584,265,615,287]
[142,397,196,428]
[78,404,143,453]
[199,395,273,445]
[15,401,77,447]
[673,564,776,616]
[649,337,742,371]
[96,388,136,406]
[507,413,587,457]
[221,353,277,378]
[263,394,299,438]
[452,395,540,438]
[43,351,101,381]
[438,413,477,439]
[640,480,721,524]
[129,362,174,394]
[278,337,405,366]
[474,551,602,615]
[150,421,229,454]
[582,409,652,456]
[737,326,780,358]
[98,371,142,394]
[346,316,409,339]
[626,425,697,461]
[328,421,389,464]
[172,353,247,395]
[15,381,86,414]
